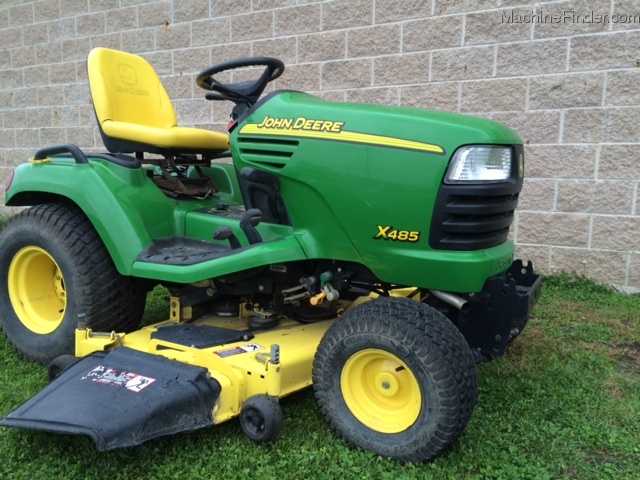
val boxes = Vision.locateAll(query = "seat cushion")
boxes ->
[102,121,229,153]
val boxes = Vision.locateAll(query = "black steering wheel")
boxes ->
[196,57,285,107]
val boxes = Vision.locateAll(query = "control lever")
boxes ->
[310,272,340,306]
[213,226,241,249]
[240,209,263,245]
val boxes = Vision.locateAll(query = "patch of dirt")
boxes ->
[608,343,640,380]
[603,377,626,399]
[618,341,640,352]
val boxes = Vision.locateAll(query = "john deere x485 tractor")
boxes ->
[0,48,541,463]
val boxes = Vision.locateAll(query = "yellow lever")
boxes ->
[310,291,327,306]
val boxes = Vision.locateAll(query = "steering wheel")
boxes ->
[196,57,285,107]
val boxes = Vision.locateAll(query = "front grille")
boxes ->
[429,145,523,251]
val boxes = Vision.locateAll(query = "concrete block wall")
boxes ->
[1,0,640,287]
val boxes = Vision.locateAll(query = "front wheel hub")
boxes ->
[341,348,422,434]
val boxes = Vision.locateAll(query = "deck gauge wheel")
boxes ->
[239,394,284,442]
[48,354,79,382]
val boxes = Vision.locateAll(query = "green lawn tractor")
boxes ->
[0,48,541,463]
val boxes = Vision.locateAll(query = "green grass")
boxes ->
[1,274,639,479]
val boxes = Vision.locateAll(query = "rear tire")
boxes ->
[0,203,147,365]
[312,296,477,463]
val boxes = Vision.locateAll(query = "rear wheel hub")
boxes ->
[8,246,66,334]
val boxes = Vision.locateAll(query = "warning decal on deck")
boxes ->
[81,366,156,393]
[215,344,264,358]
[240,343,264,352]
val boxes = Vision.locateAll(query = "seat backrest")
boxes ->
[88,47,177,131]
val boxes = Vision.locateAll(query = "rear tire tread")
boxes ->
[0,203,146,364]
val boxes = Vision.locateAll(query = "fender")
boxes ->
[5,157,308,281]
[6,158,177,275]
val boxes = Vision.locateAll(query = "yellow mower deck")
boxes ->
[76,307,336,424]
[0,292,410,450]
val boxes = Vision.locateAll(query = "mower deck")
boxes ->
[1,306,338,449]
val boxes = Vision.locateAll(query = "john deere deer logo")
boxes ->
[118,64,137,85]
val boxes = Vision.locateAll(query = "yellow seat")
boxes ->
[87,47,229,156]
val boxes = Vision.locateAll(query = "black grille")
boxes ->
[237,137,298,168]
[429,145,523,251]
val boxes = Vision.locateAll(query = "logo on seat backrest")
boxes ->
[118,63,137,85]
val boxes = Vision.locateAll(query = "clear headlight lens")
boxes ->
[444,146,513,183]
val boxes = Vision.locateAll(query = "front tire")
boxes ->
[312,296,477,463]
[0,203,147,365]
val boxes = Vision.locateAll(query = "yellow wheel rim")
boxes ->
[341,349,422,434]
[8,246,67,334]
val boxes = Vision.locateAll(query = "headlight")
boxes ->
[444,146,512,183]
